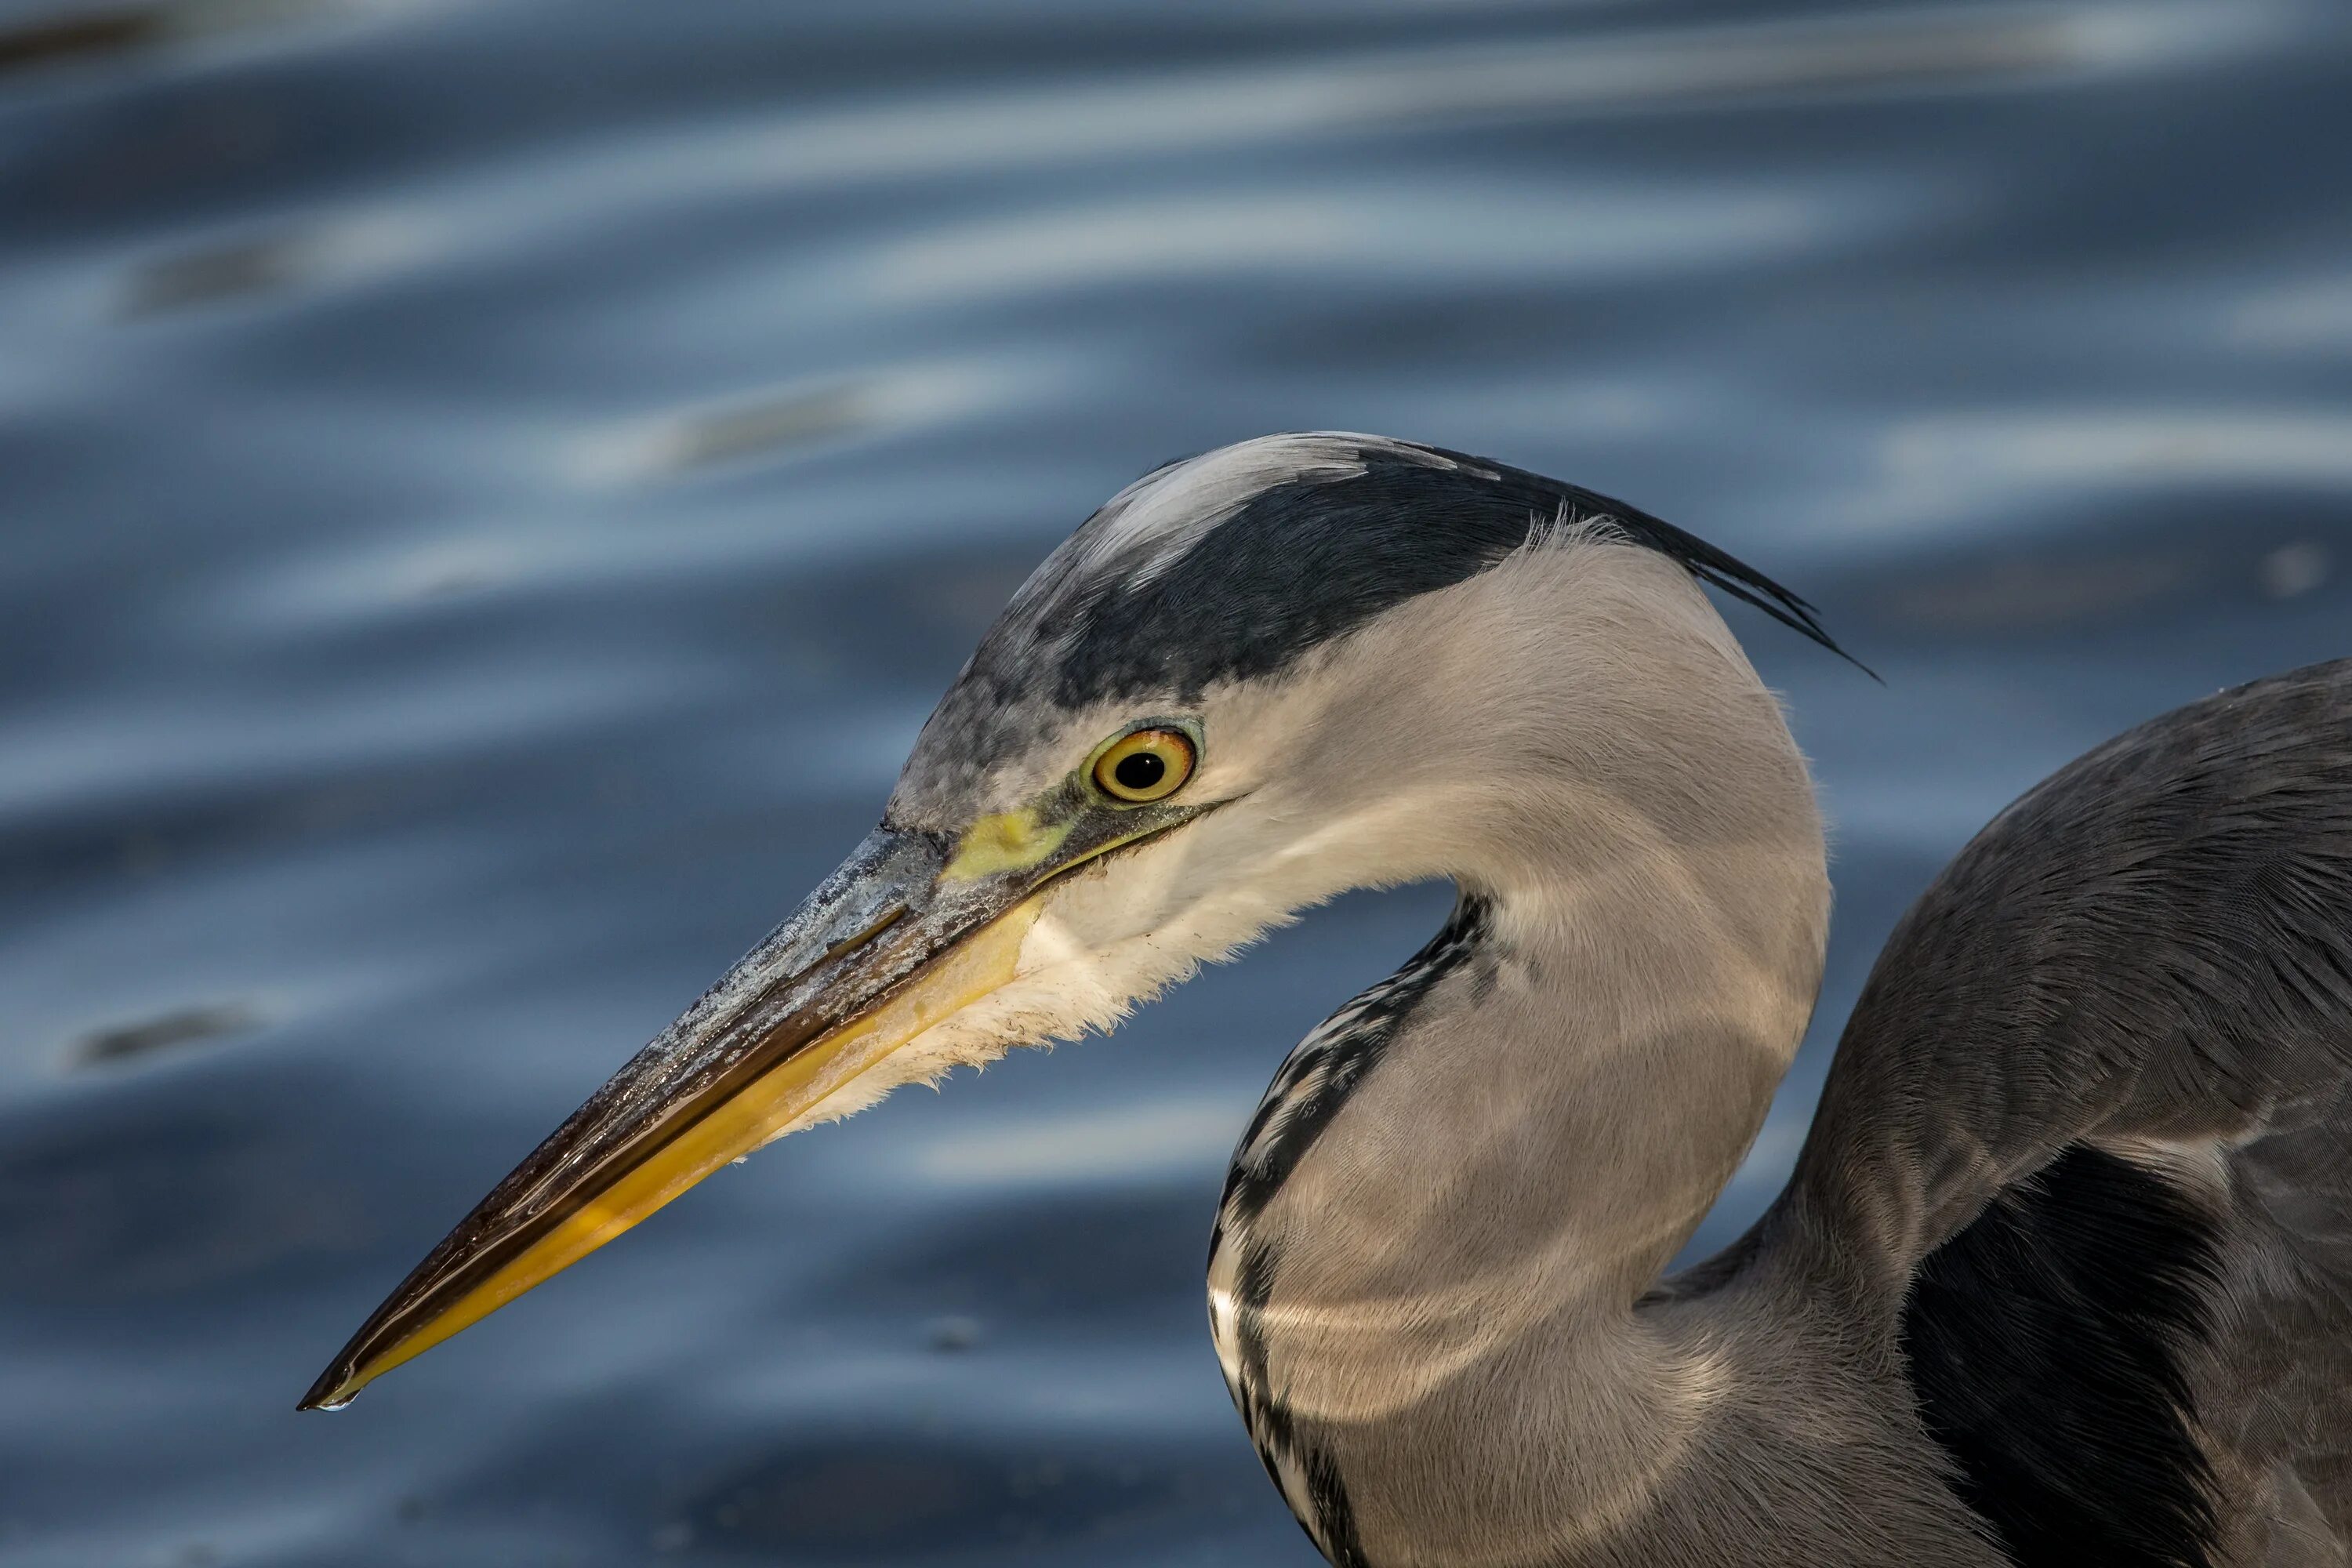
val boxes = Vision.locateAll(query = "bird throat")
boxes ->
[1206,833,1828,1565]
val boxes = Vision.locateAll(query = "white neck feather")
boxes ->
[1210,542,1840,1565]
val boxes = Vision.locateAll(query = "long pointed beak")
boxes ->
[299,824,1042,1411]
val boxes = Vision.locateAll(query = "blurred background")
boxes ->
[2,0,2349,1563]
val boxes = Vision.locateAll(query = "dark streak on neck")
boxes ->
[1212,888,1497,1568]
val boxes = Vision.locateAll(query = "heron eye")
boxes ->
[1092,728,1195,804]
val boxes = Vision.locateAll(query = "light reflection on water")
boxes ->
[2,1,2348,1563]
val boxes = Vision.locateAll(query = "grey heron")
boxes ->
[302,434,2352,1568]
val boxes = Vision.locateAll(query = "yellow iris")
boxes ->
[1092,728,1196,803]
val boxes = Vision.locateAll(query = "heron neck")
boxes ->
[1213,647,1837,1563]
[1226,830,1831,1370]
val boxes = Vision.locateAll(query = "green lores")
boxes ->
[946,717,1207,884]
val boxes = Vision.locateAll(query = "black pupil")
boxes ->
[1112,749,1167,793]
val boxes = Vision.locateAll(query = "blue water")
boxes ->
[3,1,2349,1563]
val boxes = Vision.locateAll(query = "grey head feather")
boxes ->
[898,432,1859,814]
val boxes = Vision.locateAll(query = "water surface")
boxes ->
[3,2,2350,1563]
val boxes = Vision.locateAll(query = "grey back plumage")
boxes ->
[1777,659,2352,1568]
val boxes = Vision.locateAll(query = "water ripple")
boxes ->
[3,1,2349,1563]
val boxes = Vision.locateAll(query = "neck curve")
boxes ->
[1208,564,1842,1565]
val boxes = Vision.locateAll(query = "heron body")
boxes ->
[304,435,2352,1568]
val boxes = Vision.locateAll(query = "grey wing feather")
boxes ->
[1790,658,2352,1566]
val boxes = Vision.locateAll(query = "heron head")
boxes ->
[301,433,1838,1410]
